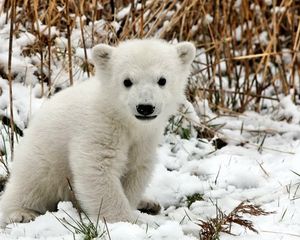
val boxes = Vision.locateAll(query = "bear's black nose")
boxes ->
[136,104,155,116]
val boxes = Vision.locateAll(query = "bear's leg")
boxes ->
[0,161,69,226]
[4,208,40,224]
[122,166,161,215]
[0,178,69,226]
[122,166,153,208]
[122,144,161,215]
[70,148,135,222]
[0,179,43,225]
[72,171,135,222]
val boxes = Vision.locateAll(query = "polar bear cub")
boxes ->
[0,39,196,225]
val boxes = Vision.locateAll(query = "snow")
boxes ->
[234,22,253,42]
[264,0,272,6]
[272,7,286,14]
[203,14,213,25]
[117,5,131,20]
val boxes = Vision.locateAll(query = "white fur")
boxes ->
[0,39,195,225]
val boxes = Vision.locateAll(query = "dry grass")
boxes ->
[1,0,299,111]
[199,201,274,240]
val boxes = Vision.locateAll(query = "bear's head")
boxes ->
[92,39,195,125]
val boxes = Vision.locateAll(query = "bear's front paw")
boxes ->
[137,199,161,215]
[6,209,40,224]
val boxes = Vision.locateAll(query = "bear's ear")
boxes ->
[92,44,114,67]
[175,42,196,65]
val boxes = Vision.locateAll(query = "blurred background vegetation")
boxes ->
[1,0,299,112]
[0,0,299,160]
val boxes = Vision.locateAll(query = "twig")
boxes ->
[66,178,82,222]
[66,0,73,86]
[7,0,16,160]
[103,218,112,240]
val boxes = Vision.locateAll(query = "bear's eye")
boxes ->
[123,78,133,88]
[158,77,166,87]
